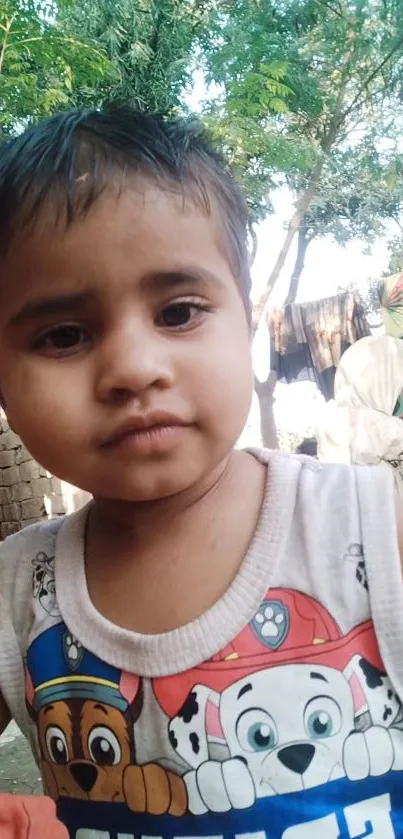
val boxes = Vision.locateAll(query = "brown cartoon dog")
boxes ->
[26,624,187,816]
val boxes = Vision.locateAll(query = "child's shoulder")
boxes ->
[256,444,393,482]
[0,515,66,597]
[252,445,389,492]
[0,514,64,559]
[254,447,396,541]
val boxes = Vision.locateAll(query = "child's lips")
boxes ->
[107,424,188,455]
[99,412,190,453]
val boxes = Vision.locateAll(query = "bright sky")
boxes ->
[251,188,391,308]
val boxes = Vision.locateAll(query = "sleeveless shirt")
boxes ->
[1,450,403,839]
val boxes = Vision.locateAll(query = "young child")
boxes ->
[0,107,402,839]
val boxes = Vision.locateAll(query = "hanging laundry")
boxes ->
[269,292,371,400]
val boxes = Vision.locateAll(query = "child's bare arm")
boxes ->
[0,691,11,735]
[0,793,69,838]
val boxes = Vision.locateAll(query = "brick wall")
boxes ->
[0,411,90,539]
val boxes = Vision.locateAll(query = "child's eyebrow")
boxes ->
[139,267,226,294]
[8,293,93,327]
[7,268,224,327]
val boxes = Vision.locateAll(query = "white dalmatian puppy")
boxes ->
[344,653,402,728]
[168,661,403,814]
[168,684,254,812]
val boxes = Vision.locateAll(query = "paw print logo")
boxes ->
[344,543,368,591]
[63,631,84,671]
[251,600,289,650]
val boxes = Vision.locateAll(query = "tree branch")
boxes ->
[322,27,358,145]
[249,226,258,266]
[10,34,106,61]
[314,0,344,19]
[393,217,403,234]
[0,14,16,75]
[340,33,403,123]
[251,29,358,335]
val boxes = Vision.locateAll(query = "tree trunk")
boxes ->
[249,226,258,267]
[251,33,357,339]
[254,373,278,449]
[251,159,325,338]
[249,26,371,440]
[285,227,311,304]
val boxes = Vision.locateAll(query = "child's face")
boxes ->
[0,182,253,501]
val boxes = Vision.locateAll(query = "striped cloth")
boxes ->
[379,272,403,338]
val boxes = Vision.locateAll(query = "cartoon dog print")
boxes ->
[168,661,403,814]
[32,552,59,617]
[28,681,187,816]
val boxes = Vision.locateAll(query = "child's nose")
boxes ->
[94,330,174,402]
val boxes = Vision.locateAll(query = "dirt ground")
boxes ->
[0,722,42,795]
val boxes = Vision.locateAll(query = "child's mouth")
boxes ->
[100,412,190,455]
[110,423,187,454]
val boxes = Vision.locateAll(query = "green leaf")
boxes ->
[268,96,289,113]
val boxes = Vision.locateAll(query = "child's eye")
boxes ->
[157,301,207,329]
[33,324,92,356]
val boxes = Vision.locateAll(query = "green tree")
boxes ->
[201,2,317,223]
[285,143,403,302]
[203,0,403,332]
[387,236,403,272]
[59,0,216,113]
[0,0,109,135]
[201,0,403,446]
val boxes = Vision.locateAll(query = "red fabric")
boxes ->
[0,795,68,839]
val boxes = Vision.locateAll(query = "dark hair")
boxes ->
[295,438,318,458]
[0,106,251,309]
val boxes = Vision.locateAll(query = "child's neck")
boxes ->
[90,454,233,544]
[85,449,266,634]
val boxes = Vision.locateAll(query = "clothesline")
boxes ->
[268,292,371,400]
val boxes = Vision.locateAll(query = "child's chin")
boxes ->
[98,463,203,503]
